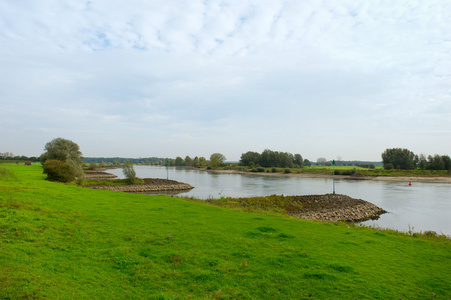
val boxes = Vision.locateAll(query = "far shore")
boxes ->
[203,168,451,184]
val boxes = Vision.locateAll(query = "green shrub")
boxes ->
[271,167,277,173]
[43,159,76,182]
[257,167,265,172]
[284,168,291,174]
[123,160,136,184]
[333,170,341,175]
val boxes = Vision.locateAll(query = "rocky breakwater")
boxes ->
[84,170,118,179]
[292,194,387,222]
[86,178,194,193]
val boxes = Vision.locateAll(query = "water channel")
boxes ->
[107,166,451,236]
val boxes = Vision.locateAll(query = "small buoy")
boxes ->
[408,182,412,186]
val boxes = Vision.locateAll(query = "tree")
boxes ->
[294,154,304,168]
[175,156,184,166]
[381,148,416,170]
[240,151,261,166]
[198,157,207,168]
[210,153,226,168]
[40,137,84,181]
[184,156,193,167]
[123,159,136,184]
[317,157,327,165]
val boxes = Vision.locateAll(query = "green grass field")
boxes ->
[1,164,450,299]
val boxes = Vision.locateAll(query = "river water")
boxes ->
[107,166,451,236]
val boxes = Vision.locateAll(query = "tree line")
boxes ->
[382,148,451,171]
[240,149,307,168]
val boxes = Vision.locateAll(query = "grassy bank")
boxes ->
[1,164,450,299]
[217,165,451,178]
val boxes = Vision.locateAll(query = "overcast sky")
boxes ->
[1,0,450,161]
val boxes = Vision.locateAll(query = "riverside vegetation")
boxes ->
[1,164,450,299]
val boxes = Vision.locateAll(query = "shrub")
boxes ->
[333,170,341,175]
[43,159,76,182]
[122,160,136,184]
[384,163,394,170]
[284,168,291,174]
[271,167,277,173]
[257,167,265,172]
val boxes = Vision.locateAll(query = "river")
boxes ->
[106,166,451,236]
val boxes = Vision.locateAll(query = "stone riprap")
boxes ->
[289,194,387,222]
[84,170,118,179]
[86,178,194,193]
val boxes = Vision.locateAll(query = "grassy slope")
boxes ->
[0,164,450,299]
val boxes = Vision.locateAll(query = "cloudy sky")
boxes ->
[1,0,450,161]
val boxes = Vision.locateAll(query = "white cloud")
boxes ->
[1,0,450,160]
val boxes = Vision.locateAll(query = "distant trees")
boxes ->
[382,148,451,171]
[316,157,327,165]
[239,149,303,168]
[40,138,84,182]
[382,148,416,170]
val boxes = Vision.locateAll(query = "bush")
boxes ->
[284,168,291,174]
[43,159,76,182]
[384,163,394,170]
[333,170,341,175]
[257,167,265,172]
[271,167,277,173]
[122,160,136,184]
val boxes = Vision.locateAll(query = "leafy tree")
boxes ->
[293,154,304,168]
[210,156,220,168]
[210,153,226,165]
[417,154,427,170]
[184,156,193,167]
[442,155,451,172]
[240,151,261,166]
[40,137,84,181]
[198,157,207,168]
[317,157,327,165]
[304,159,311,167]
[122,159,136,184]
[193,156,199,167]
[175,156,184,166]
[381,148,416,170]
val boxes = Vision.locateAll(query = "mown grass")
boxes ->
[1,164,450,299]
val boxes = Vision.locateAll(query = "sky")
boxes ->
[1,0,450,162]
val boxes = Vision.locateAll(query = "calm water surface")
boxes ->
[107,166,451,236]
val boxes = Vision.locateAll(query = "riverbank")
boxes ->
[205,168,451,183]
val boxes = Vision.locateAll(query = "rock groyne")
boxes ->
[84,170,118,179]
[291,194,387,222]
[86,178,194,193]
